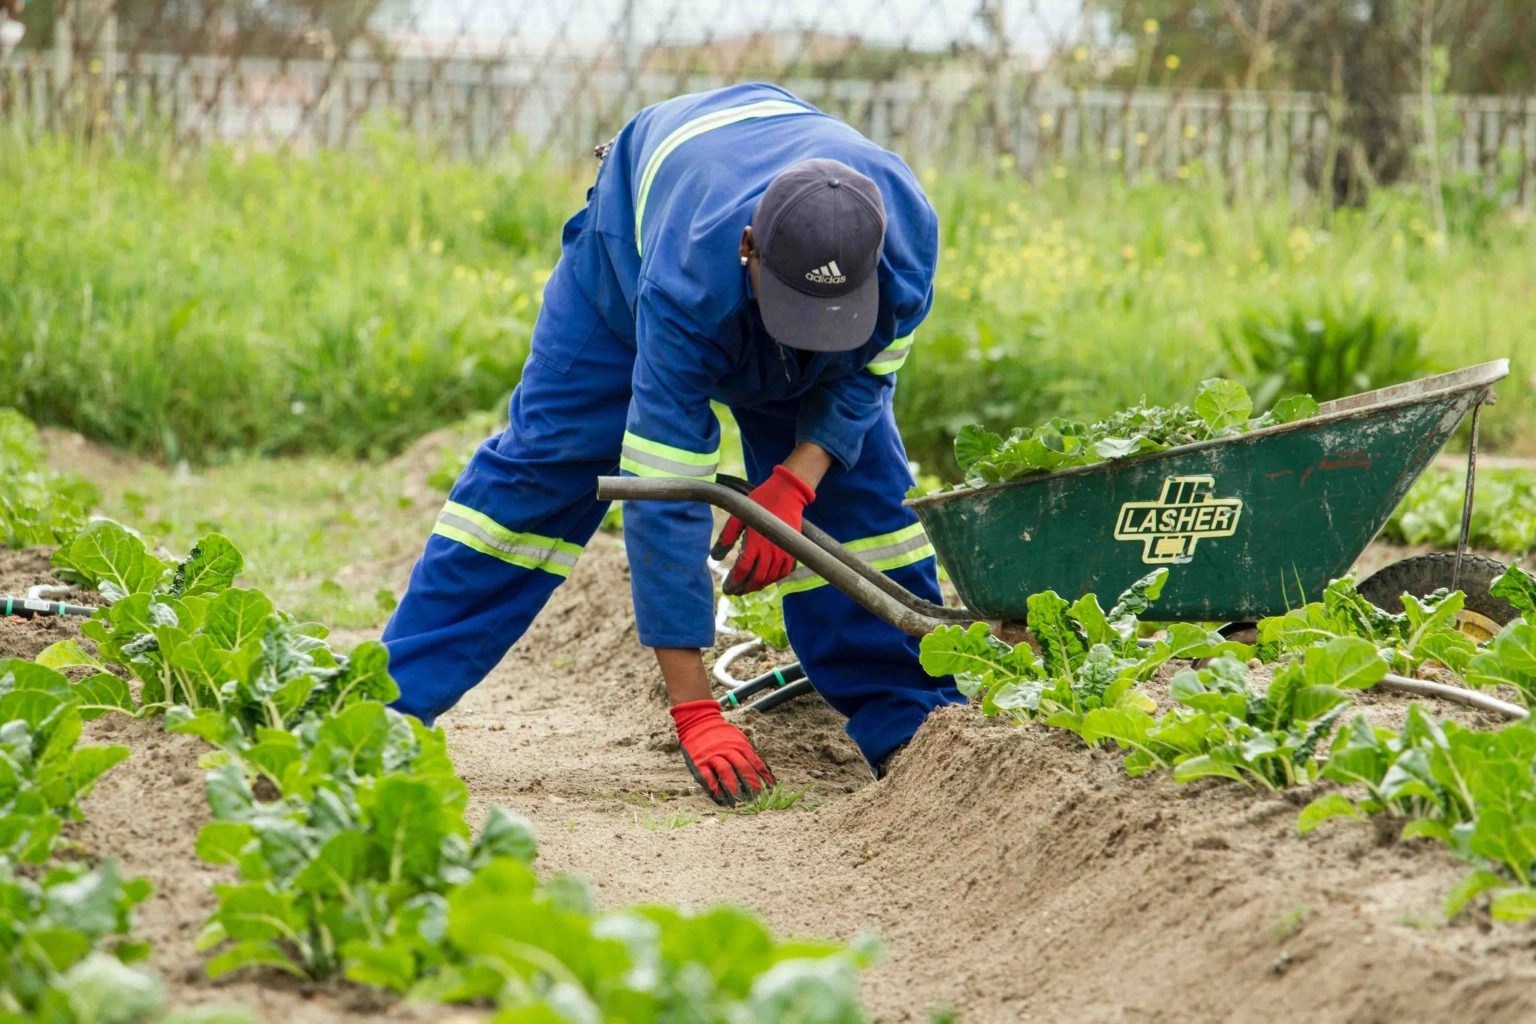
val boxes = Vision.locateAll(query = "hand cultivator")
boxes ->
[602,361,1518,717]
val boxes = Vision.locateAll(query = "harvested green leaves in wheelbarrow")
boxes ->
[949,379,1319,488]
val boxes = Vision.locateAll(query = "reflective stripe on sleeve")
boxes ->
[619,431,720,481]
[432,501,584,578]
[774,521,935,596]
[867,334,914,376]
[635,99,814,254]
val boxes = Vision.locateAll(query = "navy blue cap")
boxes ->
[752,158,886,352]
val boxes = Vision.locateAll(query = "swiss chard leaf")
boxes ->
[51,521,171,601]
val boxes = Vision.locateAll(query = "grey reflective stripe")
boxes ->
[437,510,581,572]
[620,442,717,479]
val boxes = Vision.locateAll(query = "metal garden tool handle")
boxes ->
[595,474,976,638]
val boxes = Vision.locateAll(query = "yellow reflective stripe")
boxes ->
[433,501,582,577]
[620,431,719,481]
[774,522,935,596]
[622,431,719,466]
[634,99,813,254]
[867,334,915,376]
[844,521,926,554]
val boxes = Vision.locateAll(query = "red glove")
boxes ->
[711,465,815,595]
[670,699,775,806]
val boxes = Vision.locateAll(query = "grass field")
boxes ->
[3,130,1532,474]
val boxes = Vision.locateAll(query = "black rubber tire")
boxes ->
[1357,553,1519,627]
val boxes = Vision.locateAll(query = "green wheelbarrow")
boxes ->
[598,360,1519,713]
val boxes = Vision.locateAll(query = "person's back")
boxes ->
[562,84,936,360]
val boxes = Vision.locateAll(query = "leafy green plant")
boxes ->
[946,380,1317,488]
[45,523,395,732]
[1301,706,1536,922]
[192,702,532,986]
[724,589,790,650]
[1218,292,1429,409]
[1256,575,1476,677]
[414,858,875,1022]
[1386,467,1536,553]
[920,570,1251,729]
[0,858,157,1023]
[735,782,813,815]
[1298,705,1462,834]
[0,660,131,863]
[1084,638,1377,786]
[37,525,876,1012]
[0,408,97,549]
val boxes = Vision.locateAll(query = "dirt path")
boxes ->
[8,529,1536,1022]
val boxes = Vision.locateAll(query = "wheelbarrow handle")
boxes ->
[595,475,977,638]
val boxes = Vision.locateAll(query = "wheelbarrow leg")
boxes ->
[1453,401,1485,593]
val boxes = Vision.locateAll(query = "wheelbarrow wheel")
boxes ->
[1357,553,1519,642]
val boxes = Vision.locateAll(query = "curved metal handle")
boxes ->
[596,475,976,638]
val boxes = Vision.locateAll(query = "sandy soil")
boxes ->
[6,500,1536,1021]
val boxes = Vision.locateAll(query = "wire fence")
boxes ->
[2,1,1534,202]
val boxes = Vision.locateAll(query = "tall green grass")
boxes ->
[2,131,1531,472]
[1,127,578,460]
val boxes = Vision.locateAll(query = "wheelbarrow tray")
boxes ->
[906,361,1508,622]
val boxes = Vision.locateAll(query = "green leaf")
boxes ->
[51,521,171,599]
[1304,637,1386,691]
[952,424,1003,472]
[293,831,372,895]
[1025,590,1085,678]
[474,807,539,866]
[1172,754,1245,785]
[1490,565,1536,623]
[206,883,303,945]
[41,745,131,808]
[71,673,135,719]
[329,641,398,710]
[1291,685,1350,725]
[1402,819,1452,843]
[0,658,75,699]
[1194,379,1253,433]
[1444,869,1506,918]
[205,940,307,980]
[204,762,256,820]
[1489,887,1536,922]
[166,707,233,745]
[343,938,420,992]
[1465,622,1536,704]
[35,639,107,672]
[196,822,257,867]
[1266,394,1321,425]
[172,534,244,598]
[54,952,163,1024]
[1297,793,1362,834]
[371,775,458,881]
[203,589,274,652]
[27,925,94,972]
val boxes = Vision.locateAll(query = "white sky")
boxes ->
[404,0,1089,54]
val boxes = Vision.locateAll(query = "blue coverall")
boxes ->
[382,83,962,768]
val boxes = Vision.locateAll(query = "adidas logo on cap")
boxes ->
[804,260,847,285]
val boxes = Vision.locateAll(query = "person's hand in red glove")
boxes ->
[711,464,815,595]
[670,699,775,805]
